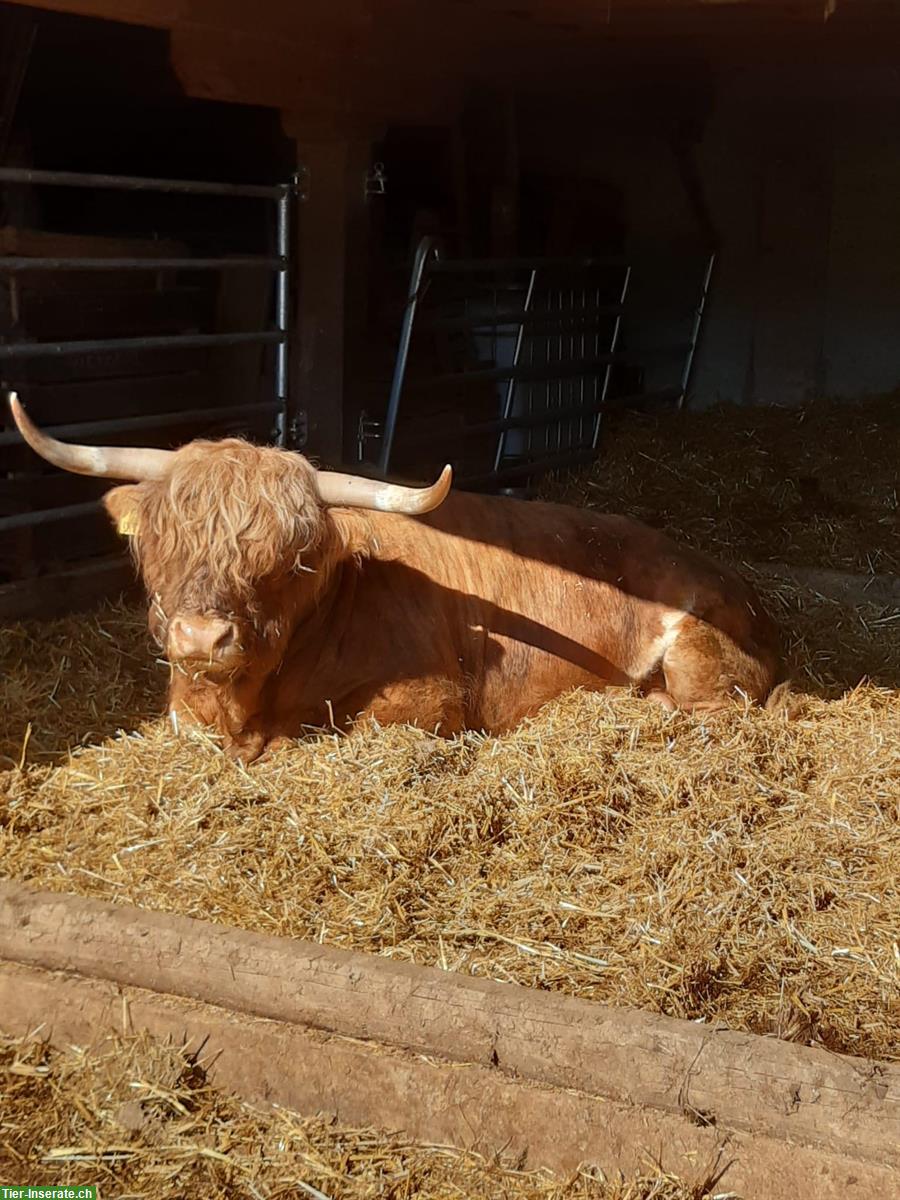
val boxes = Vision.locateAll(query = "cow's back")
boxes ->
[335,492,778,730]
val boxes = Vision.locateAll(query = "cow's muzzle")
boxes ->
[167,613,243,674]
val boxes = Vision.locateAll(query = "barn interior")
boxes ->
[1,2,899,1197]
[1,0,899,606]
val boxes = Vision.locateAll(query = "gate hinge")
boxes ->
[357,410,382,462]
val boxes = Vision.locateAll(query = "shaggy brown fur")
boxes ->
[112,440,326,611]
[103,439,785,761]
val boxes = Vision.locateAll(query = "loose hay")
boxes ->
[0,1030,715,1199]
[548,394,900,577]
[0,603,158,766]
[1,612,897,1060]
[0,398,898,1083]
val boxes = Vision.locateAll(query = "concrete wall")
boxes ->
[691,63,900,407]
[520,61,900,407]
[823,91,900,398]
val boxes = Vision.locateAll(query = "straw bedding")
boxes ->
[549,394,900,577]
[0,399,898,1186]
[0,1030,716,1199]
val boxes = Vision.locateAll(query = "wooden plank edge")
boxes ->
[749,562,900,607]
[0,959,895,1199]
[0,880,897,1172]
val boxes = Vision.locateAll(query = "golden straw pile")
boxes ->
[549,394,900,576]
[0,1031,713,1199]
[0,398,898,1192]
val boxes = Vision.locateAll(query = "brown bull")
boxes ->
[10,394,784,762]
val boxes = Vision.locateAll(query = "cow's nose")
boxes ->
[168,614,239,662]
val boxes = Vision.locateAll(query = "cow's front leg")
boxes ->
[167,670,270,760]
[225,729,302,763]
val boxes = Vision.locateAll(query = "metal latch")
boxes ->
[357,410,382,461]
[365,162,387,198]
[274,410,308,449]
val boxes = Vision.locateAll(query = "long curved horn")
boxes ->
[8,389,450,507]
[7,392,175,480]
[316,463,452,514]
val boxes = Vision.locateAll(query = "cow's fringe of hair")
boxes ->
[131,439,329,611]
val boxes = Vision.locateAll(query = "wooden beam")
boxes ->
[1,881,899,1197]
[0,0,367,38]
[0,0,884,126]
[284,126,373,466]
[751,563,900,608]
[1,0,839,48]
[0,6,37,164]
[1,0,183,30]
[8,959,899,1200]
[487,89,520,257]
[170,24,463,126]
[169,26,363,114]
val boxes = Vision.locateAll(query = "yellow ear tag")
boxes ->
[117,509,140,537]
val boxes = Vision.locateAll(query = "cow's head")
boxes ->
[8,394,451,681]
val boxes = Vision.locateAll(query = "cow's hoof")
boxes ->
[647,689,677,713]
[224,733,266,765]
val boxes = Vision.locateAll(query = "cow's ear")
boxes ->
[103,484,142,538]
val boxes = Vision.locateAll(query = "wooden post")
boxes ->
[462,85,519,258]
[284,126,373,467]
[491,88,519,258]
[0,5,36,166]
[450,120,472,257]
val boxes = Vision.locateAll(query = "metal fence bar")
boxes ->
[494,266,537,471]
[0,255,284,272]
[0,166,283,199]
[0,499,103,533]
[591,265,631,450]
[678,252,716,409]
[0,330,283,360]
[273,179,292,446]
[407,346,691,390]
[377,236,441,474]
[371,239,715,492]
[424,304,623,333]
[0,166,295,574]
[428,255,629,273]
[0,401,280,448]
[402,403,612,447]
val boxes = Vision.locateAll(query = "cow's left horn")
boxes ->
[315,463,452,514]
[7,392,174,480]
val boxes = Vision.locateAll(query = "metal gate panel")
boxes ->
[364,239,714,492]
[0,166,297,598]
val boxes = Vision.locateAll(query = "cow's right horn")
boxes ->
[7,392,175,480]
[316,463,452,515]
